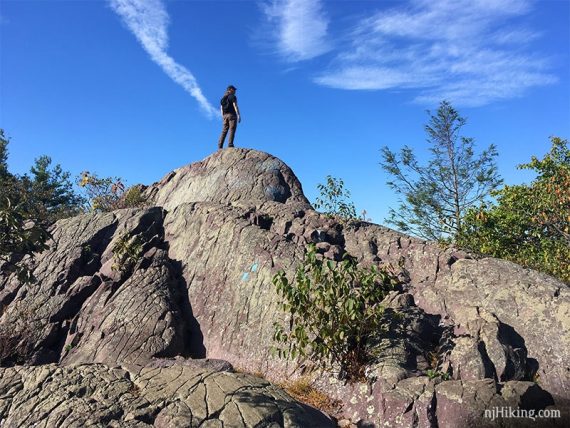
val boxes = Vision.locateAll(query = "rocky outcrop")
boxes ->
[1,148,569,427]
[0,361,333,427]
[322,376,559,428]
[409,258,570,400]
[143,149,311,211]
[0,208,190,368]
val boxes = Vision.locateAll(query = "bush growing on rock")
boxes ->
[0,198,50,283]
[273,244,398,381]
[79,171,146,212]
[314,175,358,221]
[111,232,145,274]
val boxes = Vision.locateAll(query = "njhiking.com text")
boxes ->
[484,406,561,421]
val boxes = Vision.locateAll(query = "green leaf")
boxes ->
[271,243,400,381]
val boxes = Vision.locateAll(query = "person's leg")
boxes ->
[218,115,230,149]
[227,116,237,147]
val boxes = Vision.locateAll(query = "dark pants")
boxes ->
[218,114,237,148]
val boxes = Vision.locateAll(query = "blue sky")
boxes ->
[1,0,569,224]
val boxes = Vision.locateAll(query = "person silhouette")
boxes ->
[217,85,241,149]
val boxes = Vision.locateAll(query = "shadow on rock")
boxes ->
[169,259,206,359]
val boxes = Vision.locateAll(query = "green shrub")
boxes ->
[79,172,146,212]
[121,185,147,208]
[426,369,450,381]
[314,175,358,221]
[272,244,398,382]
[112,233,144,274]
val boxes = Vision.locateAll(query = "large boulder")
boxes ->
[143,148,311,211]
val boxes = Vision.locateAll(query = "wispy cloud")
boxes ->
[314,0,556,107]
[109,0,217,117]
[261,0,331,62]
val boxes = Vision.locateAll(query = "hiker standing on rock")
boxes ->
[217,85,241,149]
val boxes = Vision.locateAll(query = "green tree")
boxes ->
[314,175,358,220]
[0,131,50,282]
[25,156,85,223]
[459,137,570,283]
[0,197,51,282]
[0,130,15,200]
[381,101,502,241]
[273,244,398,381]
[0,129,9,179]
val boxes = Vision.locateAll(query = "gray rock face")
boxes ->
[143,148,311,211]
[1,148,569,427]
[0,208,191,369]
[410,258,570,401]
[0,362,333,427]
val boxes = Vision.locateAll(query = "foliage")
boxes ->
[314,175,358,221]
[0,197,51,282]
[381,101,502,241]
[459,137,570,283]
[122,185,147,208]
[273,244,398,381]
[1,132,84,225]
[0,129,9,180]
[79,171,146,212]
[79,171,125,212]
[426,369,450,381]
[0,130,147,282]
[0,131,50,282]
[25,156,85,223]
[112,232,144,274]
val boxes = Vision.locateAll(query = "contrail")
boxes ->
[109,0,217,117]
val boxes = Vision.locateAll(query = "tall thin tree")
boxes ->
[380,101,502,241]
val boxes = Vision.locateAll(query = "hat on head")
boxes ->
[227,85,237,91]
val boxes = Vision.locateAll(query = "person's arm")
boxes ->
[233,102,241,123]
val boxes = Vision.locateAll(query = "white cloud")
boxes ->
[315,0,555,107]
[109,0,217,117]
[315,67,418,90]
[492,28,541,45]
[262,0,330,62]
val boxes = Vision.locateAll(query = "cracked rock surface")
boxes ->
[0,362,332,427]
